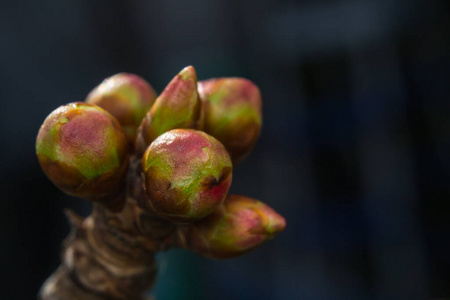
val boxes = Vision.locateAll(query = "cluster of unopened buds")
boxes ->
[36,66,286,300]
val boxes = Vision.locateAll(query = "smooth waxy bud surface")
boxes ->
[199,78,262,163]
[85,73,157,140]
[36,102,130,199]
[187,194,286,259]
[142,129,232,222]
[138,66,202,149]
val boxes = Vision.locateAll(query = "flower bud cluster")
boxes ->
[36,66,285,259]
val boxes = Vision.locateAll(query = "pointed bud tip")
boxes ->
[265,212,286,238]
[179,66,197,81]
[227,194,286,239]
[137,66,202,147]
[186,194,286,259]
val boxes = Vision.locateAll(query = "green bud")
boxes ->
[85,73,157,141]
[141,129,232,222]
[137,66,202,151]
[199,78,262,163]
[186,194,286,259]
[36,102,130,200]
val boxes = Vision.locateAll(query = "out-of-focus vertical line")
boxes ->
[350,41,429,299]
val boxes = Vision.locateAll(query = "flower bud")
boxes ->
[199,78,262,163]
[36,102,130,200]
[186,194,286,259]
[85,73,157,141]
[141,129,232,222]
[137,66,202,151]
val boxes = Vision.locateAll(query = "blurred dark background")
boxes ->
[1,1,450,299]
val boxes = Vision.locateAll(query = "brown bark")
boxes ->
[39,156,179,300]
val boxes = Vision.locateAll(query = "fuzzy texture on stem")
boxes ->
[39,155,173,300]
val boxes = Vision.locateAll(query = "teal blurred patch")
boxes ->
[150,249,203,300]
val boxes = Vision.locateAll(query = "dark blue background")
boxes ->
[1,1,450,299]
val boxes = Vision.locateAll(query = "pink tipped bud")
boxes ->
[36,102,130,200]
[186,194,286,259]
[199,78,262,163]
[141,129,232,222]
[137,66,203,152]
[85,73,157,141]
